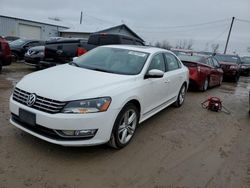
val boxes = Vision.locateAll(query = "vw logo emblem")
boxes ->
[26,94,36,107]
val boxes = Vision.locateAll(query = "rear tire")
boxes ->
[218,76,223,86]
[108,103,139,149]
[201,77,209,91]
[174,84,186,107]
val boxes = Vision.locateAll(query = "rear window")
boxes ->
[177,54,206,63]
[241,57,250,64]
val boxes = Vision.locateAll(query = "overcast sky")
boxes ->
[1,0,250,55]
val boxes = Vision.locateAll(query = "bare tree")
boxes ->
[175,39,194,50]
[154,40,172,50]
[211,43,220,53]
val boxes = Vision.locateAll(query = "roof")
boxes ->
[0,12,70,28]
[60,23,144,42]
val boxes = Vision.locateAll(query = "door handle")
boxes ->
[164,79,170,83]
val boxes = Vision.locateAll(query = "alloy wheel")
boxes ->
[179,85,186,105]
[118,109,137,144]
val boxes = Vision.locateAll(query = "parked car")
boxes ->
[177,53,223,91]
[4,36,20,43]
[240,56,250,76]
[43,33,145,67]
[10,39,45,61]
[214,54,241,82]
[9,45,189,148]
[0,36,12,72]
[24,46,45,68]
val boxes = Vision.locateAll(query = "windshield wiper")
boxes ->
[69,61,80,67]
[91,68,114,73]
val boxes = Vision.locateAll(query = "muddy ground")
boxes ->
[0,63,250,188]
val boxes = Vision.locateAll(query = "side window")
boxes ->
[164,53,180,71]
[26,41,39,47]
[148,53,165,72]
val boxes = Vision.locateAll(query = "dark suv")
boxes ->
[0,37,12,72]
[240,57,250,76]
[215,54,241,82]
[10,39,45,61]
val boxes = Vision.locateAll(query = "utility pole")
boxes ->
[224,17,235,54]
[80,11,83,24]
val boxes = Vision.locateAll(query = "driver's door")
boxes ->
[141,53,169,116]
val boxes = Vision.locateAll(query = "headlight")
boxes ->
[61,97,111,114]
[241,65,247,69]
[230,65,237,69]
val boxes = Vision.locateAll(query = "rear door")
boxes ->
[211,57,223,85]
[206,57,218,86]
[164,53,184,99]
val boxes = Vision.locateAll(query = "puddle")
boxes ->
[219,77,250,97]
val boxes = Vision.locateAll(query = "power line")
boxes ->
[84,14,117,25]
[235,18,250,24]
[132,18,230,30]
[137,23,229,34]
[206,25,230,44]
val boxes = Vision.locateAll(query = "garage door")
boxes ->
[19,24,41,39]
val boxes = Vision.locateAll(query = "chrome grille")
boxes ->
[13,87,66,114]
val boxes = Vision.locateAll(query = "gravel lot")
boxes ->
[0,63,250,188]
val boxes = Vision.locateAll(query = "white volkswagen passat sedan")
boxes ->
[10,45,189,149]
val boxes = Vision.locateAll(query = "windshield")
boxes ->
[215,54,240,63]
[10,39,27,46]
[241,57,250,64]
[177,54,206,63]
[73,47,149,75]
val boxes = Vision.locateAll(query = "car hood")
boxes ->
[241,63,250,67]
[16,64,137,101]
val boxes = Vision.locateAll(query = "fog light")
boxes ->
[74,129,97,137]
[55,129,98,138]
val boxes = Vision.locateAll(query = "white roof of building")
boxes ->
[0,11,71,28]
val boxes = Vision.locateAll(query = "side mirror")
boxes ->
[145,69,164,79]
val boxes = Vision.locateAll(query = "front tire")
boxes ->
[108,103,139,149]
[174,84,186,107]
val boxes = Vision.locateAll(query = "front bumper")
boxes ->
[9,97,119,146]
[222,69,238,77]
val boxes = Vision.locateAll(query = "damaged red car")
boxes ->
[177,54,223,91]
